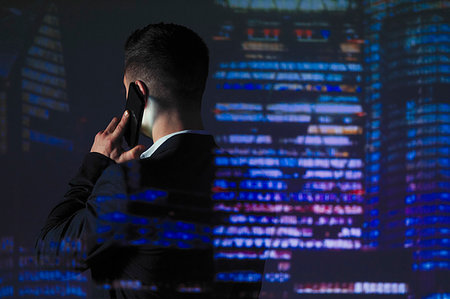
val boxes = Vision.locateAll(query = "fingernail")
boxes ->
[124,110,129,117]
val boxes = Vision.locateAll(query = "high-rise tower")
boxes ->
[0,3,84,298]
[20,3,72,153]
[206,0,406,297]
[363,0,449,296]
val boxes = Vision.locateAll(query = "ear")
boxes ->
[135,80,148,98]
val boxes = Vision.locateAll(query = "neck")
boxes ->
[150,109,204,143]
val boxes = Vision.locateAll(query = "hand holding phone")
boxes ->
[90,110,146,163]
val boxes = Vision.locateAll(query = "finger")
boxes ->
[104,117,119,133]
[117,145,146,163]
[111,110,129,139]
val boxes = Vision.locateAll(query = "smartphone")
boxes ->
[124,82,146,148]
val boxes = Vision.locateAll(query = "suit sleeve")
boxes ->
[35,152,120,269]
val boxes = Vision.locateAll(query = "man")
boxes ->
[37,23,216,299]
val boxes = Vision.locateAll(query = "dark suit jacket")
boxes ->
[37,133,218,299]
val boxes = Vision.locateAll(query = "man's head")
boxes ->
[124,22,209,109]
[123,23,209,140]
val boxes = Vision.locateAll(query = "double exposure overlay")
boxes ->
[0,0,448,298]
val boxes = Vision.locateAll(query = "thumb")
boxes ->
[117,145,146,163]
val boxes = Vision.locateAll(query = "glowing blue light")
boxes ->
[27,129,73,151]
[96,225,111,234]
[131,217,149,225]
[101,211,128,223]
[130,238,150,245]
[129,189,167,201]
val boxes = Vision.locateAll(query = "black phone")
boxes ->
[124,82,146,148]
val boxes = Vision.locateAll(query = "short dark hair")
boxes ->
[124,23,209,108]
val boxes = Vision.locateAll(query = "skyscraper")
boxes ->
[363,0,449,296]
[0,3,84,298]
[20,3,72,153]
[206,0,407,297]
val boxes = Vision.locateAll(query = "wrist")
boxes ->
[77,152,115,183]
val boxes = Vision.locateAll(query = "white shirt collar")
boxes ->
[140,130,209,159]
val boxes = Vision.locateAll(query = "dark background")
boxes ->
[0,0,448,298]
